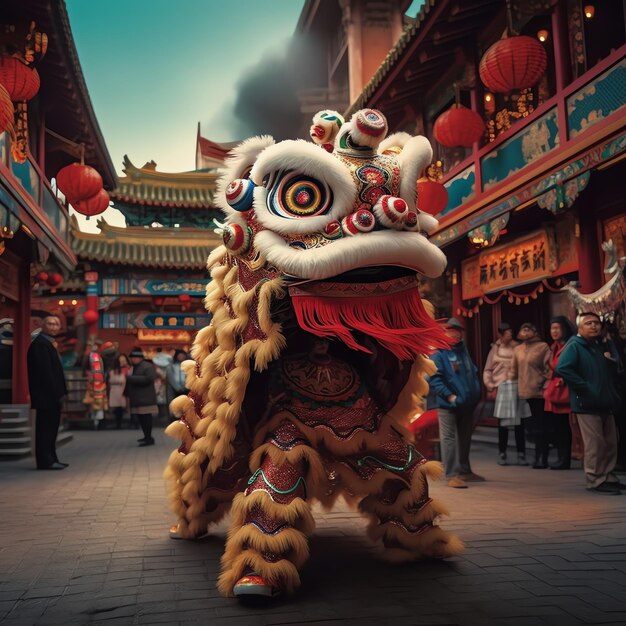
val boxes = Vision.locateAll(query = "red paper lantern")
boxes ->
[417,178,449,215]
[83,309,99,325]
[0,83,14,134]
[46,272,63,287]
[56,163,103,205]
[35,271,49,285]
[73,189,109,219]
[178,294,191,302]
[433,105,485,148]
[152,296,165,307]
[0,56,40,101]
[479,36,547,93]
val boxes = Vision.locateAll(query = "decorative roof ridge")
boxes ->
[117,155,221,185]
[343,0,437,118]
[70,217,221,243]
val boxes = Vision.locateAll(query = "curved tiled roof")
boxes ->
[24,0,118,188]
[109,156,220,209]
[70,217,221,270]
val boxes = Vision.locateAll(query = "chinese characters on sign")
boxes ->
[462,230,554,300]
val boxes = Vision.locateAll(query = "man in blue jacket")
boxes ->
[555,312,623,495]
[427,317,482,488]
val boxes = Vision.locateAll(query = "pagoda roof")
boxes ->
[15,0,117,189]
[109,156,220,209]
[69,216,221,270]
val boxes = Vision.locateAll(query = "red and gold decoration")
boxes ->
[417,161,448,215]
[73,188,110,220]
[456,277,566,317]
[462,230,553,299]
[82,309,99,325]
[56,162,104,205]
[433,105,484,148]
[0,21,48,163]
[468,214,509,249]
[34,271,49,286]
[0,55,40,102]
[53,138,108,218]
[46,272,63,288]
[0,83,14,135]
[479,35,547,93]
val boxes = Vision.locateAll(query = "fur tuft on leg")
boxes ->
[218,552,301,597]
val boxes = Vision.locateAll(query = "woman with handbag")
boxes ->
[485,323,527,466]
[544,316,575,469]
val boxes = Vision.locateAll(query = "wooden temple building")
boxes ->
[66,152,226,357]
[0,0,116,417]
[345,0,626,368]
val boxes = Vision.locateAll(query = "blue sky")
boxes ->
[66,0,425,231]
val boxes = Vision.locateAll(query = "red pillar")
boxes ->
[84,271,99,338]
[576,210,602,293]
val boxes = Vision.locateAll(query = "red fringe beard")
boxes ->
[289,277,451,360]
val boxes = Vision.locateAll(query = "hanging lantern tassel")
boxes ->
[11,102,28,164]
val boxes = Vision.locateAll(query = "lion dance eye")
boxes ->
[267,171,333,218]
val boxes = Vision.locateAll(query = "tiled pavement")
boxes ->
[1,428,625,625]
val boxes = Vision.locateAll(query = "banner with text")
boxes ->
[462,230,554,299]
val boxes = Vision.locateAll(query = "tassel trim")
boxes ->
[291,282,449,360]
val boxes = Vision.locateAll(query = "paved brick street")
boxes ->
[1,428,625,626]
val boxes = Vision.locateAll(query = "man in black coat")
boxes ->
[27,316,68,470]
[125,347,158,446]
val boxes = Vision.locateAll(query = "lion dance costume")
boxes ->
[164,108,463,598]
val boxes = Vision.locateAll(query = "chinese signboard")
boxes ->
[137,329,193,343]
[462,230,554,299]
[100,278,207,296]
[101,312,211,330]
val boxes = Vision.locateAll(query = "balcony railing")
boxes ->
[437,44,626,224]
[0,132,70,240]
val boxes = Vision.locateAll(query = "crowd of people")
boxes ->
[25,311,625,493]
[26,317,190,470]
[427,312,625,495]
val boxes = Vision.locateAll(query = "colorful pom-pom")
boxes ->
[222,223,251,255]
[225,178,255,212]
[372,195,407,229]
[323,220,343,240]
[404,211,419,231]
[355,109,388,138]
[341,209,375,236]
